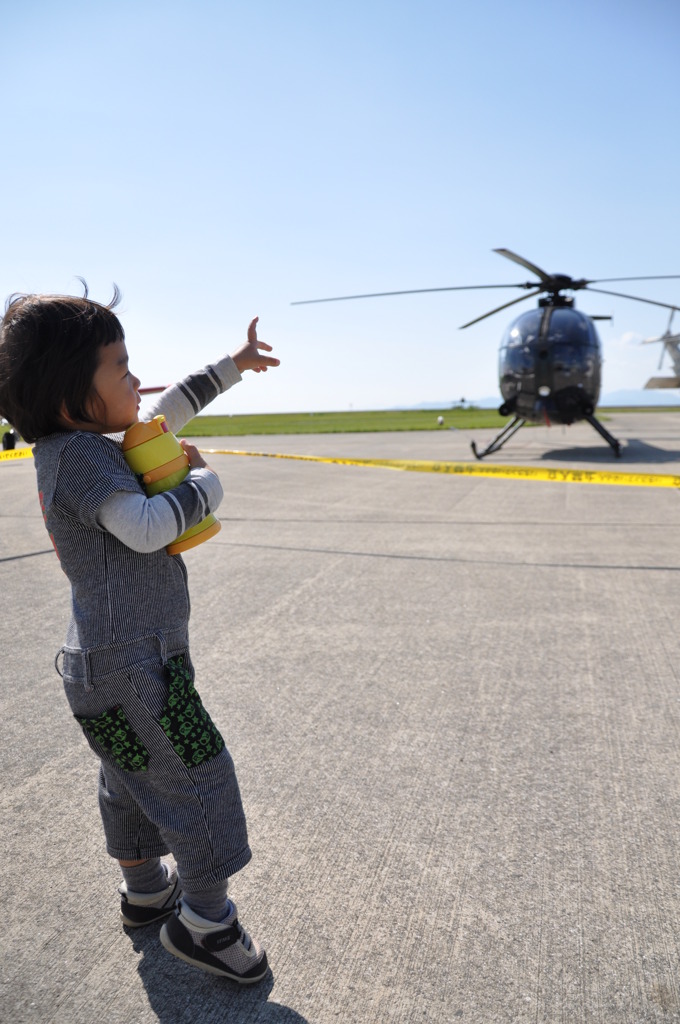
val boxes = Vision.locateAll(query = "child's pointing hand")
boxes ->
[232,317,280,374]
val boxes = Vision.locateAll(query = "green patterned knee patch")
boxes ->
[75,706,150,772]
[160,656,225,768]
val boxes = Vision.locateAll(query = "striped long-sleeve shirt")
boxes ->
[96,356,241,552]
[33,355,241,657]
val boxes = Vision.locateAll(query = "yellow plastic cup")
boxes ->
[122,415,221,554]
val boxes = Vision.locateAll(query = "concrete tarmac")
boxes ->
[3,411,680,1023]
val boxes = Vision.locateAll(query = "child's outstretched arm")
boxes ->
[145,317,279,434]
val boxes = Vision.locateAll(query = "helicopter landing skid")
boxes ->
[471,415,526,460]
[471,411,623,459]
[584,412,622,457]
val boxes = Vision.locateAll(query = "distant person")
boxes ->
[0,288,279,984]
[2,425,17,449]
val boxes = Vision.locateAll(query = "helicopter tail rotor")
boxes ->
[641,310,678,369]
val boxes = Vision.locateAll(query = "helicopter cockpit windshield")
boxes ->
[498,307,601,423]
[549,307,600,393]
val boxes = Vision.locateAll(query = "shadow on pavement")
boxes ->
[540,439,680,464]
[129,928,309,1024]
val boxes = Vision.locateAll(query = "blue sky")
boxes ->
[2,0,680,414]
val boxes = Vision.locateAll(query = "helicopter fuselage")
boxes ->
[497,299,601,425]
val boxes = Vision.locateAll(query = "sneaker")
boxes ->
[160,899,268,984]
[119,867,181,928]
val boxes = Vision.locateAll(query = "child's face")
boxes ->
[86,338,141,432]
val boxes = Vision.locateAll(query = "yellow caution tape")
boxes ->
[0,446,33,462]
[199,448,680,489]
[3,441,679,489]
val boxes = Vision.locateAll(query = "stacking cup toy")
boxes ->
[122,415,221,555]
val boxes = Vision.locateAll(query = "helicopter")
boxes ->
[292,248,680,459]
[642,310,680,390]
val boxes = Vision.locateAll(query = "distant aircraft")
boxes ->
[294,248,680,458]
[643,311,680,389]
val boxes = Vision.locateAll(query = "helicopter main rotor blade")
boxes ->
[587,274,680,284]
[494,253,680,290]
[585,286,680,313]
[459,289,543,329]
[291,282,534,305]
[493,248,552,283]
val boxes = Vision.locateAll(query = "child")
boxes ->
[0,286,279,984]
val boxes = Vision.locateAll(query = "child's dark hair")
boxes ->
[0,283,124,442]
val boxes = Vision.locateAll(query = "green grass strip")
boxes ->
[181,407,508,436]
